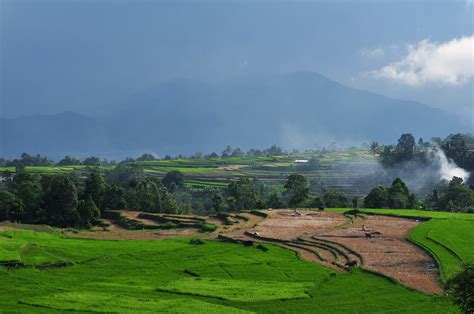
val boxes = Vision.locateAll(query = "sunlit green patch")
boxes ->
[158,277,313,301]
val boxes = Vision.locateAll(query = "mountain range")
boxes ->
[1,72,470,160]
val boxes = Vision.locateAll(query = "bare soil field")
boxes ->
[224,209,441,294]
[318,215,441,293]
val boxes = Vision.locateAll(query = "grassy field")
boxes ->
[408,219,474,281]
[361,209,474,220]
[0,229,457,313]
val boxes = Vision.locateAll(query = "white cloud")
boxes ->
[370,36,474,86]
[466,0,474,8]
[360,47,384,58]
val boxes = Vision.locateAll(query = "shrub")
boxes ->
[189,238,204,245]
[199,223,217,233]
[446,263,474,313]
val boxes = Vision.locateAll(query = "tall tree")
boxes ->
[162,171,185,192]
[388,178,410,209]
[369,141,379,155]
[78,195,100,228]
[284,174,309,209]
[396,133,416,161]
[364,185,389,208]
[84,173,105,210]
[0,192,24,222]
[43,175,80,227]
[227,178,261,211]
[11,169,42,222]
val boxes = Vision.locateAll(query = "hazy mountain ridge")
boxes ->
[1,72,469,159]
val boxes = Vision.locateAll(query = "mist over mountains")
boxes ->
[1,72,469,160]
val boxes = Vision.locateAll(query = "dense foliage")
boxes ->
[446,263,474,314]
[425,177,474,212]
[364,178,418,209]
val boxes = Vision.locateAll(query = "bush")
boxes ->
[446,263,474,313]
[199,223,217,233]
[189,238,204,245]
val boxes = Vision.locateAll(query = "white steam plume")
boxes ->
[435,149,470,182]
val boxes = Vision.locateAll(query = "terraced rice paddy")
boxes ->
[1,207,472,312]
[408,219,474,281]
[0,149,380,197]
[0,227,457,313]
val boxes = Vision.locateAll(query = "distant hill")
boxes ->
[0,112,111,159]
[1,72,470,159]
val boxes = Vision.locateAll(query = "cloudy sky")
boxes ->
[1,0,473,120]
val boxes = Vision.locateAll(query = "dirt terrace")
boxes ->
[225,209,442,294]
[319,214,440,293]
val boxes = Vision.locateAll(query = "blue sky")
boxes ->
[1,0,473,120]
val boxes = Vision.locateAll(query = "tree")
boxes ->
[446,263,474,313]
[162,171,185,192]
[42,175,80,227]
[265,145,284,156]
[11,169,42,222]
[442,134,468,168]
[231,148,244,157]
[105,164,144,186]
[84,173,105,210]
[436,177,474,212]
[396,133,416,161]
[57,155,81,166]
[227,178,261,211]
[309,196,324,209]
[0,192,24,222]
[323,191,349,208]
[211,194,224,214]
[78,195,100,228]
[222,145,233,158]
[136,153,156,161]
[161,192,180,214]
[369,141,379,155]
[134,178,164,212]
[285,174,309,209]
[102,184,127,211]
[82,156,102,166]
[364,186,389,208]
[267,192,284,209]
[388,178,410,209]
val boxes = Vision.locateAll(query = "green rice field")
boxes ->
[0,229,458,313]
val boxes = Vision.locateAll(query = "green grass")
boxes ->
[361,208,474,220]
[0,229,458,313]
[408,219,474,281]
[158,277,313,301]
[326,208,474,220]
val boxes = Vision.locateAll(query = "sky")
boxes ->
[1,0,473,121]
